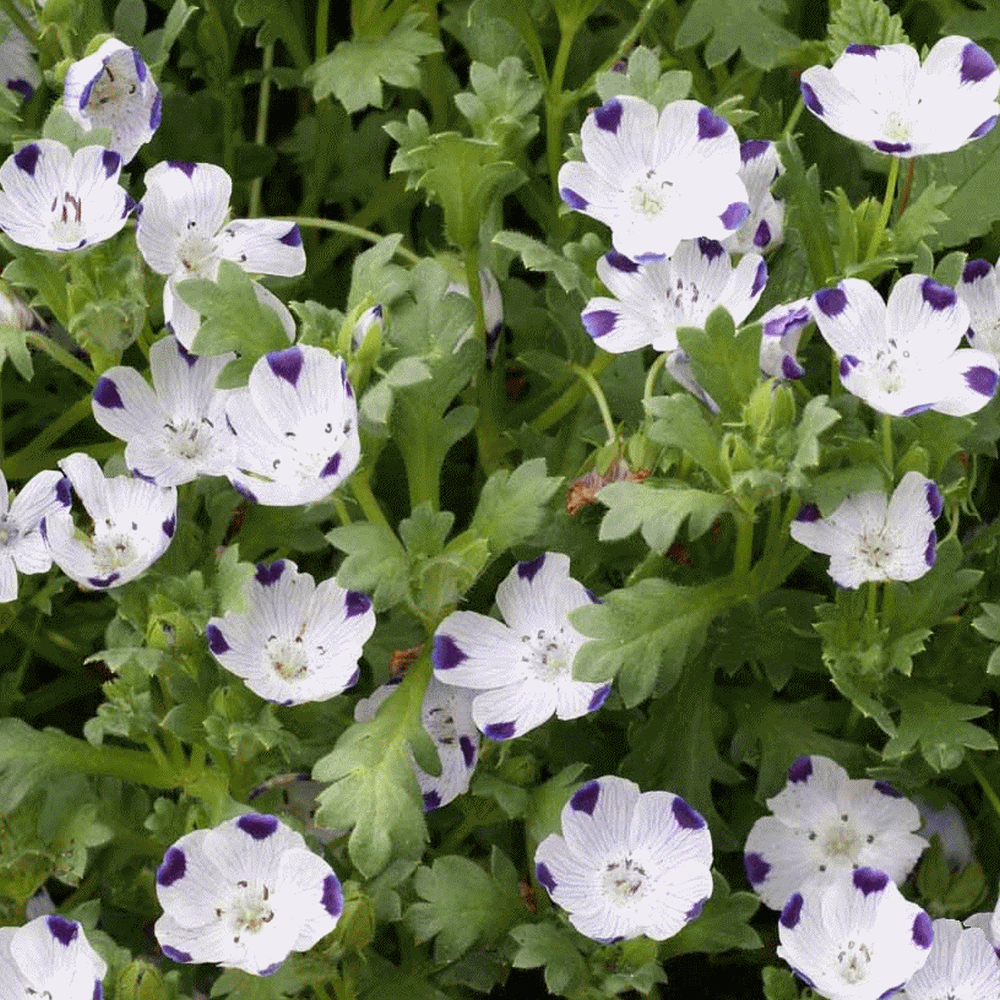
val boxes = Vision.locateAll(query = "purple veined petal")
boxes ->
[594,98,623,133]
[536,861,556,893]
[581,308,617,339]
[846,43,880,57]
[570,780,600,815]
[744,852,770,885]
[517,553,545,581]
[560,186,588,210]
[697,105,729,140]
[787,755,813,781]
[800,81,823,115]
[483,720,516,740]
[13,142,40,175]
[157,846,186,886]
[852,867,889,895]
[236,813,279,839]
[873,140,911,154]
[961,41,997,84]
[780,892,804,928]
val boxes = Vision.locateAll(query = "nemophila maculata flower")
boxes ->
[903,919,1000,1000]
[62,38,162,164]
[958,257,1000,361]
[42,452,177,591]
[0,9,40,102]
[0,139,131,251]
[812,275,999,416]
[723,140,785,255]
[534,775,713,942]
[800,36,1000,156]
[355,674,480,811]
[155,813,343,976]
[0,468,71,602]
[205,559,374,705]
[789,471,942,589]
[581,241,766,353]
[0,915,107,1000]
[558,95,749,261]
[431,552,611,740]
[744,755,927,911]
[136,160,305,348]
[224,345,361,506]
[759,298,812,380]
[92,336,237,486]
[777,868,932,1000]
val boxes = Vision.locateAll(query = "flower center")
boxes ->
[520,627,570,682]
[836,939,872,985]
[856,529,893,573]
[821,823,862,860]
[882,108,914,142]
[86,63,138,114]
[176,233,218,276]
[91,526,139,575]
[601,855,648,905]
[425,702,458,746]
[628,169,676,220]
[220,880,275,943]
[163,417,215,462]
[48,191,86,246]
[265,633,310,681]
[0,515,19,548]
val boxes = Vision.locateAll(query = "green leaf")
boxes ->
[509,922,587,995]
[3,250,69,327]
[645,393,727,487]
[306,13,443,113]
[883,685,996,771]
[892,183,955,253]
[347,233,411,312]
[212,963,311,1000]
[762,966,801,1000]
[493,229,593,296]
[593,45,691,109]
[660,871,761,958]
[597,480,731,552]
[234,0,310,67]
[327,523,409,610]
[407,848,527,962]
[454,57,543,152]
[675,0,801,69]
[827,0,908,59]
[0,322,32,380]
[972,602,1000,675]
[791,395,841,472]
[469,458,563,555]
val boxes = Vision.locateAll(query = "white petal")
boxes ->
[217,219,306,277]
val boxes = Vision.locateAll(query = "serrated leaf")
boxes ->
[792,395,841,471]
[675,0,801,69]
[469,458,563,555]
[593,45,691,109]
[327,522,409,610]
[893,183,955,253]
[645,393,727,487]
[660,871,761,958]
[510,922,587,995]
[233,0,310,67]
[762,966,801,1000]
[454,57,543,152]
[493,230,590,295]
[827,0,908,59]
[0,322,32,380]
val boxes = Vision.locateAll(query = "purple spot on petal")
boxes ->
[132,49,147,82]
[741,139,770,162]
[720,201,749,230]
[840,354,860,379]
[321,872,344,917]
[697,106,728,140]
[744,852,770,885]
[925,528,937,567]
[237,813,279,839]
[588,683,611,712]
[963,259,992,283]
[93,376,124,410]
[594,98,623,133]
[161,945,193,963]
[162,514,175,538]
[345,590,371,618]
[94,982,103,1000]
[484,720,516,740]
[781,354,805,379]
[605,250,639,272]
[698,237,725,261]
[800,81,823,115]
[753,220,772,248]
[55,477,71,506]
[267,346,303,386]
[672,796,706,829]
[962,42,996,84]
[965,365,998,396]
[792,968,816,990]
[780,892,803,928]
[921,278,957,310]
[255,560,285,585]
[321,452,341,477]
[423,790,441,811]
[88,573,119,588]
[279,225,302,247]
[873,140,912,154]
[459,735,476,767]
[970,115,997,139]
[873,780,902,798]
[685,897,706,921]
[815,287,847,317]
[582,309,616,339]
[150,91,162,130]
[877,987,904,1000]
[123,193,136,219]
[206,623,230,655]
[102,149,121,177]
[926,482,943,519]
[7,79,33,101]
[751,259,768,297]
[167,160,196,177]
[46,916,78,946]
[432,634,467,671]
[14,143,40,176]
[853,867,889,895]
[536,862,556,893]
[232,481,258,504]
[346,667,360,688]
[794,504,820,523]
[788,755,813,782]
[560,187,588,210]
[517,553,545,581]
[570,780,600,815]
[912,910,933,948]
[258,963,282,977]
[79,74,97,110]
[39,517,46,541]
[633,251,665,264]
[846,43,879,56]
[157,846,186,885]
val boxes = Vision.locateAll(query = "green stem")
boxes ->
[881,411,894,476]
[643,352,668,402]
[464,247,486,344]
[545,18,580,201]
[782,96,805,136]
[898,157,916,215]
[247,45,274,219]
[968,757,1000,826]
[315,0,329,59]
[571,363,616,444]
[282,216,421,265]
[732,513,754,580]
[533,352,615,432]
[349,470,389,527]
[864,155,901,262]
[0,0,35,41]
[865,580,878,642]
[26,333,96,386]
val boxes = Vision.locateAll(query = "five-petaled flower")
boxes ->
[431,552,610,740]
[758,298,812,380]
[812,275,999,416]
[789,471,942,589]
[558,95,749,262]
[800,36,1000,157]
[155,813,343,976]
[903,918,1000,1000]
[744,755,927,910]
[0,915,107,1000]
[534,775,713,942]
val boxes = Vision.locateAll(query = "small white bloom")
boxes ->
[0,915,107,1000]
[789,471,942,589]
[723,140,785,255]
[535,775,713,942]
[0,140,131,251]
[155,813,343,976]
[63,38,161,163]
[665,349,719,413]
[903,919,1000,1000]
[225,346,360,506]
[744,755,927,910]
[92,336,237,486]
[0,467,71,601]
[431,552,611,740]
[448,268,504,362]
[958,257,1000,360]
[43,452,177,590]
[812,275,999,416]
[777,868,933,1000]
[558,95,749,262]
[801,37,999,157]
[355,674,480,810]
[350,303,383,351]
[136,161,305,348]
[759,298,812,380]
[206,558,374,705]
[581,241,766,353]
[0,9,40,102]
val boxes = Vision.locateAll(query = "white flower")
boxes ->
[759,298,812,380]
[448,268,504,362]
[0,468,71,601]
[205,559,374,705]
[355,674,480,810]
[155,813,342,976]
[800,37,1000,157]
[789,471,942,589]
[0,915,107,1000]
[0,140,131,251]
[351,303,383,351]
[812,275,999,416]
[744,755,927,910]
[42,452,177,590]
[224,346,360,506]
[723,140,785,255]
[777,868,933,1000]
[534,775,713,942]
[92,336,237,486]
[431,552,611,740]
[558,96,749,262]
[903,919,1000,1000]
[581,241,767,353]
[0,9,40,102]
[958,257,1000,360]
[136,161,305,348]
[62,38,161,163]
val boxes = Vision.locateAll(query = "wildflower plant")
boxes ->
[6,2,1000,999]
